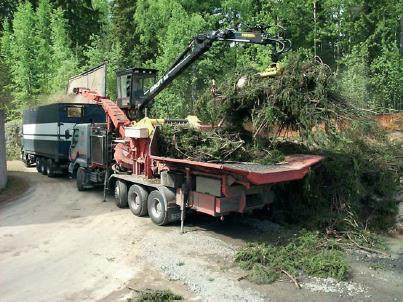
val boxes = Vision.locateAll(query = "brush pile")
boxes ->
[158,126,285,164]
[159,51,360,163]
[195,52,360,139]
[235,230,349,284]
[158,51,401,233]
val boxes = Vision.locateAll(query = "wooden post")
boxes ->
[0,110,7,190]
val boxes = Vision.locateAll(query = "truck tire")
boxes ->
[128,184,149,217]
[147,190,170,226]
[76,167,87,191]
[114,180,128,208]
[22,152,32,168]
[40,158,47,175]
[36,158,41,173]
[46,159,56,178]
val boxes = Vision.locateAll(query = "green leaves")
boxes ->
[49,7,77,92]
[0,0,401,117]
[83,33,124,99]
[0,1,78,116]
[36,0,53,94]
[235,230,349,283]
[7,1,37,101]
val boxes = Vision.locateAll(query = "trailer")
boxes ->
[113,135,322,227]
[71,119,323,227]
[22,103,105,177]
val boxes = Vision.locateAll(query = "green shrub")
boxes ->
[129,289,183,302]
[273,120,401,231]
[5,119,21,160]
[235,230,349,283]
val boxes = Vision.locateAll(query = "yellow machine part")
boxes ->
[132,115,201,137]
[257,63,284,78]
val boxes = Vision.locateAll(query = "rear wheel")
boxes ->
[128,184,149,216]
[46,159,56,178]
[36,158,41,173]
[114,180,128,208]
[147,190,169,226]
[21,152,31,167]
[40,158,47,175]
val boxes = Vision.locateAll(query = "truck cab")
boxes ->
[68,123,111,190]
[69,124,93,171]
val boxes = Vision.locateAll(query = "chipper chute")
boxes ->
[67,63,107,97]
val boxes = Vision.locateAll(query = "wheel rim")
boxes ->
[130,192,140,209]
[151,198,162,218]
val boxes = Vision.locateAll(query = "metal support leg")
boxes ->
[180,196,185,234]
[103,168,109,202]
[180,168,191,234]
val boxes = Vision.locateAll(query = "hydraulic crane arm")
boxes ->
[141,28,291,110]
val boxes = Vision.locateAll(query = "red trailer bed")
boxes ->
[151,154,323,185]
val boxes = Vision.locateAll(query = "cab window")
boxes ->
[66,106,83,118]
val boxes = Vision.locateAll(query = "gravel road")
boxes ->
[1,161,402,302]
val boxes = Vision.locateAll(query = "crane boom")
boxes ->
[70,27,291,139]
[140,28,291,110]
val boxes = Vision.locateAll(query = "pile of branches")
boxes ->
[159,51,361,164]
[158,126,285,164]
[272,121,402,231]
[195,51,362,140]
[235,230,348,285]
[158,51,401,232]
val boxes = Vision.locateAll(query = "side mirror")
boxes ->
[65,129,71,140]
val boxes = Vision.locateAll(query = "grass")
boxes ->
[0,174,29,203]
[235,230,349,284]
[128,289,183,302]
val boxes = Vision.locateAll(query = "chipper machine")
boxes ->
[66,28,323,229]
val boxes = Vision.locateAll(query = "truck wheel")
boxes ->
[147,190,169,226]
[22,152,30,167]
[40,158,47,175]
[114,180,128,208]
[46,159,56,178]
[36,158,41,173]
[76,167,87,191]
[128,184,149,216]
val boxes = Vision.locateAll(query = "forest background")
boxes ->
[0,0,401,120]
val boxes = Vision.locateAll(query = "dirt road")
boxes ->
[0,162,192,301]
[1,161,402,302]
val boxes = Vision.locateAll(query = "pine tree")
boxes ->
[0,20,13,111]
[111,0,139,66]
[0,19,13,64]
[35,0,53,94]
[50,0,104,59]
[0,1,17,28]
[8,2,38,103]
[49,7,77,92]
